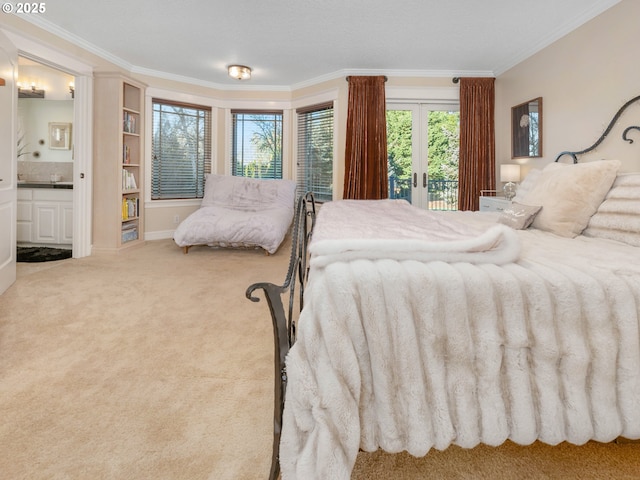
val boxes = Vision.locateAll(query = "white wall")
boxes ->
[496,0,640,177]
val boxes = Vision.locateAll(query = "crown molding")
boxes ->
[21,4,614,91]
[13,13,496,91]
[14,14,132,73]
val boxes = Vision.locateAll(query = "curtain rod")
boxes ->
[345,76,388,82]
[452,77,460,84]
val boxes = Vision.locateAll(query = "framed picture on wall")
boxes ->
[511,98,542,158]
[49,122,71,150]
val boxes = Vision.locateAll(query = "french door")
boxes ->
[386,102,459,210]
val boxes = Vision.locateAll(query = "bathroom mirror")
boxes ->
[511,97,542,158]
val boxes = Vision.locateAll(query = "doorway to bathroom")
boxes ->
[17,56,76,259]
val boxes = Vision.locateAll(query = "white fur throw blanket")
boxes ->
[280,208,640,480]
[310,200,521,267]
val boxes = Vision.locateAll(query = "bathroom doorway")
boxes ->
[17,56,76,259]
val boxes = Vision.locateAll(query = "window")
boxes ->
[151,99,211,200]
[231,110,283,178]
[296,102,334,202]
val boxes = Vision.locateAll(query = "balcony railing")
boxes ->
[389,176,458,210]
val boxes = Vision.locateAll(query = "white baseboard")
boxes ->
[144,230,175,241]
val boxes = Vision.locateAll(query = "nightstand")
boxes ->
[479,196,511,212]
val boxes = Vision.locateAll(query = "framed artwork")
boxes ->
[49,122,71,150]
[511,97,542,158]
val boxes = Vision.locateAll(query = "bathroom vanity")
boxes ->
[17,182,73,246]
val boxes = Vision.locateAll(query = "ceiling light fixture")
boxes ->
[228,65,251,81]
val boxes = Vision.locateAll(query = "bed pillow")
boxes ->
[201,174,236,206]
[497,202,542,230]
[582,172,640,246]
[201,173,280,208]
[511,168,542,203]
[518,159,621,237]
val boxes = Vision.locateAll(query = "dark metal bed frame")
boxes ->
[555,94,640,163]
[245,192,317,480]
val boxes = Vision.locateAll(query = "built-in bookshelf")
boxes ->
[93,74,145,253]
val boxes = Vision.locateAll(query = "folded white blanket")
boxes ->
[310,200,521,267]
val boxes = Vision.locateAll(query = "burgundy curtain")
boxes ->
[343,76,388,199]
[458,77,495,211]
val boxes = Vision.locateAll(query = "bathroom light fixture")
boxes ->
[17,81,45,98]
[228,65,251,80]
[69,82,75,99]
[500,164,521,200]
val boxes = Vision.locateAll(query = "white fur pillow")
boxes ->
[519,160,621,237]
[511,168,541,203]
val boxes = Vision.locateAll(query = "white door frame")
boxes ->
[386,87,459,209]
[3,28,93,258]
[0,29,17,295]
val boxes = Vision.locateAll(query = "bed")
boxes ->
[173,174,297,255]
[247,98,640,480]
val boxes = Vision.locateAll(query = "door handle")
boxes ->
[413,173,417,188]
[423,173,427,188]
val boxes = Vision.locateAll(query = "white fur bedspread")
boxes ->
[280,210,640,480]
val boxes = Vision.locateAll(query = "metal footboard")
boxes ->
[245,192,316,480]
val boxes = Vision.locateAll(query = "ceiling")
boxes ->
[20,0,620,90]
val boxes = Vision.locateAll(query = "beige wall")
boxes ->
[496,0,640,179]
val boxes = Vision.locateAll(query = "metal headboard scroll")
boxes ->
[555,94,640,163]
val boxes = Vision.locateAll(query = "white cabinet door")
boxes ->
[33,200,74,245]
[34,202,58,243]
[32,189,73,245]
[60,203,73,244]
[17,190,33,243]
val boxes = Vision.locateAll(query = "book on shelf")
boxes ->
[122,169,137,190]
[121,223,138,242]
[123,111,137,134]
[122,197,139,220]
[123,144,131,164]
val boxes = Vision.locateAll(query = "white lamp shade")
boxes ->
[500,164,521,183]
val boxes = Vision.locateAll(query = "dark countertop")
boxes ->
[18,182,73,190]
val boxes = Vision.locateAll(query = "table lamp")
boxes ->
[500,164,521,200]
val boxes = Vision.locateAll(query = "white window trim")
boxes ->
[144,87,218,208]
[224,105,292,179]
[385,86,459,104]
[291,89,340,200]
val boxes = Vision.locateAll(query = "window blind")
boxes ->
[230,110,283,179]
[151,99,211,200]
[296,102,334,202]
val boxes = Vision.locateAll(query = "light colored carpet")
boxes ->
[1,238,639,479]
